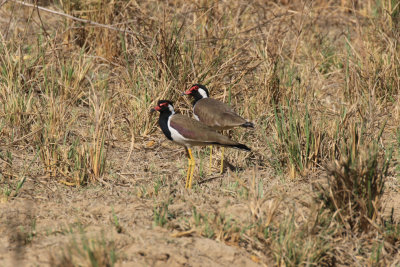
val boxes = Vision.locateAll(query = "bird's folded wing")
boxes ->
[170,115,236,145]
[195,98,246,127]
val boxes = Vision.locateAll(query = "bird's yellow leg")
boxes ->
[185,148,194,188]
[209,145,213,174]
[185,156,192,188]
[220,147,225,174]
[219,130,226,174]
[187,148,195,189]
[189,159,195,189]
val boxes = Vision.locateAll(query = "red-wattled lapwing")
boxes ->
[183,84,254,173]
[151,100,250,189]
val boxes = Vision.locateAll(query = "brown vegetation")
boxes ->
[1,0,399,266]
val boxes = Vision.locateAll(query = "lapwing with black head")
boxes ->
[151,100,251,189]
[183,84,254,173]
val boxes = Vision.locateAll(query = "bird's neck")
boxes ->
[158,110,174,140]
[192,92,207,106]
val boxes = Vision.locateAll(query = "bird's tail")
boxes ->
[230,143,251,151]
[241,122,254,128]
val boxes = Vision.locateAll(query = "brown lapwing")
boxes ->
[151,100,250,189]
[183,84,254,173]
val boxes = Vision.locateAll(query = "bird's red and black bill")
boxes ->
[151,101,170,112]
[183,85,199,95]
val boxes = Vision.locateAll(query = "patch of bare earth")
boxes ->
[1,142,275,266]
[2,141,398,266]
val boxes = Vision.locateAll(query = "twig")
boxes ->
[0,0,9,8]
[33,0,50,37]
[9,0,142,37]
[4,126,44,147]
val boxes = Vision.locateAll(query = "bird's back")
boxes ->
[193,98,247,130]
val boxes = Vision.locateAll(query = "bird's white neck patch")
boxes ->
[198,88,208,99]
[168,104,175,114]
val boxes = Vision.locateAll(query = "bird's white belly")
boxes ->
[168,117,190,146]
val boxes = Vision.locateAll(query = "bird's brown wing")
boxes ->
[169,114,238,145]
[194,98,246,128]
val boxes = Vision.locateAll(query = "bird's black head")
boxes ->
[151,100,175,113]
[183,84,209,101]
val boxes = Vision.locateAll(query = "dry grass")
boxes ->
[1,0,400,266]
[49,231,117,267]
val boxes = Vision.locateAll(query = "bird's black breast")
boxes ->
[159,112,172,140]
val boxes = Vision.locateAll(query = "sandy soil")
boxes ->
[1,140,275,266]
[2,139,399,266]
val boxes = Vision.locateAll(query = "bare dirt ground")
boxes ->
[1,138,276,266]
[1,137,400,266]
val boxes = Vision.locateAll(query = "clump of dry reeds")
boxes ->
[49,232,117,267]
[315,123,392,232]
